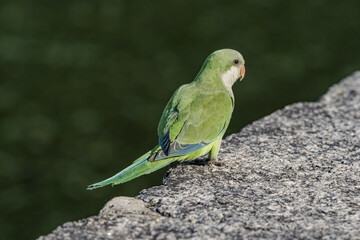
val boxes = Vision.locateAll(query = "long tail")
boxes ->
[87,146,177,190]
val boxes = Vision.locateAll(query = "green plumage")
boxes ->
[88,49,245,190]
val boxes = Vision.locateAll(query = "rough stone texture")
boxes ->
[99,197,160,217]
[39,72,360,240]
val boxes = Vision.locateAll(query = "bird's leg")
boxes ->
[206,138,225,167]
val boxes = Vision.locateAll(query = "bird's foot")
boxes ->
[205,159,225,167]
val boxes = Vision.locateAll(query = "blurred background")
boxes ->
[1,0,359,239]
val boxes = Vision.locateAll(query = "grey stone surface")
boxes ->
[99,196,159,217]
[39,72,360,240]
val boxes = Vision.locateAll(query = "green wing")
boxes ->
[157,84,189,155]
[155,83,233,160]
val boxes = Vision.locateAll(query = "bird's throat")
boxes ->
[220,66,239,100]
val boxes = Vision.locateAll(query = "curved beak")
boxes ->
[240,65,245,81]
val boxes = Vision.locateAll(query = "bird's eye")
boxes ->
[234,59,239,64]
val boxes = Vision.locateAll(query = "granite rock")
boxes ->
[39,72,360,239]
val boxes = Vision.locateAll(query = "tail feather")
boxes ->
[87,147,175,190]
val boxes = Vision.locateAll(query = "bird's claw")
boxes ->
[206,160,225,167]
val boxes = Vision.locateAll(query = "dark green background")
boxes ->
[1,0,359,239]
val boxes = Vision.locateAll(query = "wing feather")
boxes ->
[154,82,233,162]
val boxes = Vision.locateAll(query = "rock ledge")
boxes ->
[39,72,360,239]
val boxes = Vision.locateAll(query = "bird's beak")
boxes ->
[240,65,245,81]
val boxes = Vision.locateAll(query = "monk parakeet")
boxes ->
[87,49,245,190]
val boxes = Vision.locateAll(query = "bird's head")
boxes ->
[204,49,245,89]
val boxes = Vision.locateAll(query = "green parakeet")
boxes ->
[87,49,245,190]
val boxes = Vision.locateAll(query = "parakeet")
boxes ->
[87,49,245,190]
